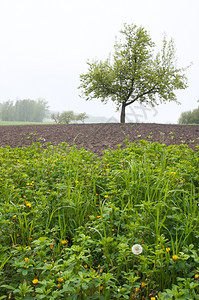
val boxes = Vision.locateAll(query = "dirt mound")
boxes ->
[0,123,198,156]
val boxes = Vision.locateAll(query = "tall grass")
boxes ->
[0,141,198,299]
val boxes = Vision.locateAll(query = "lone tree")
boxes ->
[79,24,189,123]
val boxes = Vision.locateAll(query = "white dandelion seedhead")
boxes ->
[132,244,143,255]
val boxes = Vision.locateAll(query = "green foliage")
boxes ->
[51,111,88,124]
[0,141,199,298]
[0,99,49,122]
[79,23,189,123]
[178,106,199,124]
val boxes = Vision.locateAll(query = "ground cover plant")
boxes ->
[0,140,199,299]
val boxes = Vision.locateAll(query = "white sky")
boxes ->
[0,0,198,123]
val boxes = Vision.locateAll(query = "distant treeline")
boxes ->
[0,99,48,122]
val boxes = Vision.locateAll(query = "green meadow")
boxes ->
[0,140,199,299]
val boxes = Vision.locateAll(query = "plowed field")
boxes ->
[0,123,198,156]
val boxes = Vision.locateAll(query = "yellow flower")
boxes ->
[32,278,38,284]
[49,244,54,249]
[195,274,199,279]
[43,259,47,263]
[26,202,31,208]
[26,183,30,186]
[58,278,64,283]
[104,195,108,198]
[172,255,178,261]
[57,283,61,289]
[99,285,103,290]
[97,216,101,219]
[151,297,156,300]
[75,180,79,184]
[61,240,68,245]
[166,247,170,252]
[24,257,29,262]
[13,215,17,219]
[135,287,140,292]
[84,264,88,269]
[141,282,146,288]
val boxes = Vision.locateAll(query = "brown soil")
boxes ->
[0,123,198,156]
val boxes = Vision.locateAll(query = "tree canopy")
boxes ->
[51,111,88,124]
[178,104,199,124]
[0,99,49,122]
[79,23,189,123]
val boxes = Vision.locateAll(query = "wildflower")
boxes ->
[181,178,185,183]
[111,229,115,231]
[132,244,143,255]
[172,255,178,261]
[97,216,101,219]
[195,274,199,279]
[32,278,38,284]
[61,240,68,245]
[58,278,64,283]
[57,284,61,289]
[29,237,32,242]
[141,282,146,288]
[43,259,47,263]
[26,202,31,208]
[135,287,140,292]
[166,247,170,252]
[104,195,108,198]
[13,215,17,219]
[49,244,54,249]
[151,297,156,300]
[24,257,29,262]
[75,180,79,184]
[26,183,30,186]
[99,285,103,290]
[84,264,88,269]
[170,172,176,175]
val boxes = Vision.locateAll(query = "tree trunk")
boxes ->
[120,102,126,123]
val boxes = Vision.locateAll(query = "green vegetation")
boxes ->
[0,99,49,122]
[0,141,199,299]
[0,121,54,126]
[79,23,189,123]
[178,105,199,125]
[51,111,88,124]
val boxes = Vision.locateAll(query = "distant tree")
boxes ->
[51,112,60,123]
[50,111,88,124]
[58,111,75,124]
[0,99,48,122]
[178,106,199,124]
[0,100,15,121]
[79,23,189,123]
[75,112,88,123]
